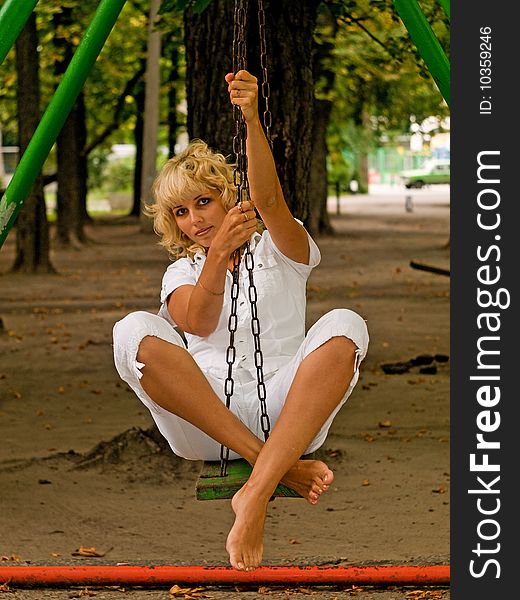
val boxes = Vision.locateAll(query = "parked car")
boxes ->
[400,159,450,188]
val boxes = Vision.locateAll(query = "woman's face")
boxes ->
[172,188,227,248]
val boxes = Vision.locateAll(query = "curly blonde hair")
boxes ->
[145,140,241,259]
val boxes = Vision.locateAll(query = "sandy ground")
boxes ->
[0,186,450,599]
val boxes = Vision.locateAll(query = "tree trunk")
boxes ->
[56,103,86,247]
[165,37,179,158]
[131,84,145,217]
[12,13,54,274]
[306,5,338,236]
[306,97,334,236]
[77,91,91,225]
[139,0,162,231]
[54,7,87,247]
[183,0,320,220]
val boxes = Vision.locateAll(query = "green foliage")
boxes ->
[1,0,448,202]
[159,0,213,15]
[99,155,135,193]
[319,0,449,184]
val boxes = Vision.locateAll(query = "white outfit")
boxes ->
[113,225,369,461]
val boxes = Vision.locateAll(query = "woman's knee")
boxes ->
[136,334,167,364]
[113,311,157,347]
[324,308,369,351]
[320,335,357,367]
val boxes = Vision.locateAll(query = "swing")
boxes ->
[195,0,302,501]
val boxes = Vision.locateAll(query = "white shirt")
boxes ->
[158,223,321,380]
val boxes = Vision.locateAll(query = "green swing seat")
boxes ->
[196,458,302,501]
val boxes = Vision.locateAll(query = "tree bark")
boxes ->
[12,13,54,274]
[56,103,86,247]
[306,5,338,236]
[77,91,91,225]
[131,84,145,217]
[183,0,320,220]
[307,97,334,236]
[139,0,162,230]
[54,7,87,247]
[165,36,180,158]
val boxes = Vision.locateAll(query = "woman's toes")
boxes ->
[312,482,323,495]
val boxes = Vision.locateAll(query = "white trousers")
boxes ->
[113,309,369,461]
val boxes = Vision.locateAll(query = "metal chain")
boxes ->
[257,0,273,148]
[244,248,270,441]
[220,247,241,475]
[220,0,271,477]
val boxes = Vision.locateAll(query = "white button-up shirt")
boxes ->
[158,224,321,380]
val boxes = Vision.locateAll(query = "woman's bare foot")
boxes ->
[226,484,269,571]
[281,459,334,505]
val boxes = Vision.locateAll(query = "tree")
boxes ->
[139,0,162,230]
[12,12,54,273]
[53,4,88,247]
[307,3,340,236]
[179,0,321,221]
[326,0,449,192]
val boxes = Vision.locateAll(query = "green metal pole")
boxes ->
[436,0,450,21]
[0,0,39,65]
[0,0,127,249]
[394,0,450,106]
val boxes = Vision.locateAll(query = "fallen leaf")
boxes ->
[79,588,97,597]
[378,420,392,428]
[288,538,300,544]
[362,479,370,486]
[1,554,20,562]
[71,546,112,557]
[168,584,208,598]
[325,448,341,458]
[296,587,314,594]
[405,590,447,599]
[0,581,12,592]
[432,486,446,494]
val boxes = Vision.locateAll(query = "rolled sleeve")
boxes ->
[158,258,198,326]
[264,219,321,278]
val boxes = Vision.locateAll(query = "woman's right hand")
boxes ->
[210,200,258,257]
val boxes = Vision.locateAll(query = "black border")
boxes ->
[451,1,518,596]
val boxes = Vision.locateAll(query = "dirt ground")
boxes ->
[0,187,450,599]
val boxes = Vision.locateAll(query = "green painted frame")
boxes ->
[394,0,450,106]
[0,0,127,249]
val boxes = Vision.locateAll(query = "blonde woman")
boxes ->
[113,70,369,572]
